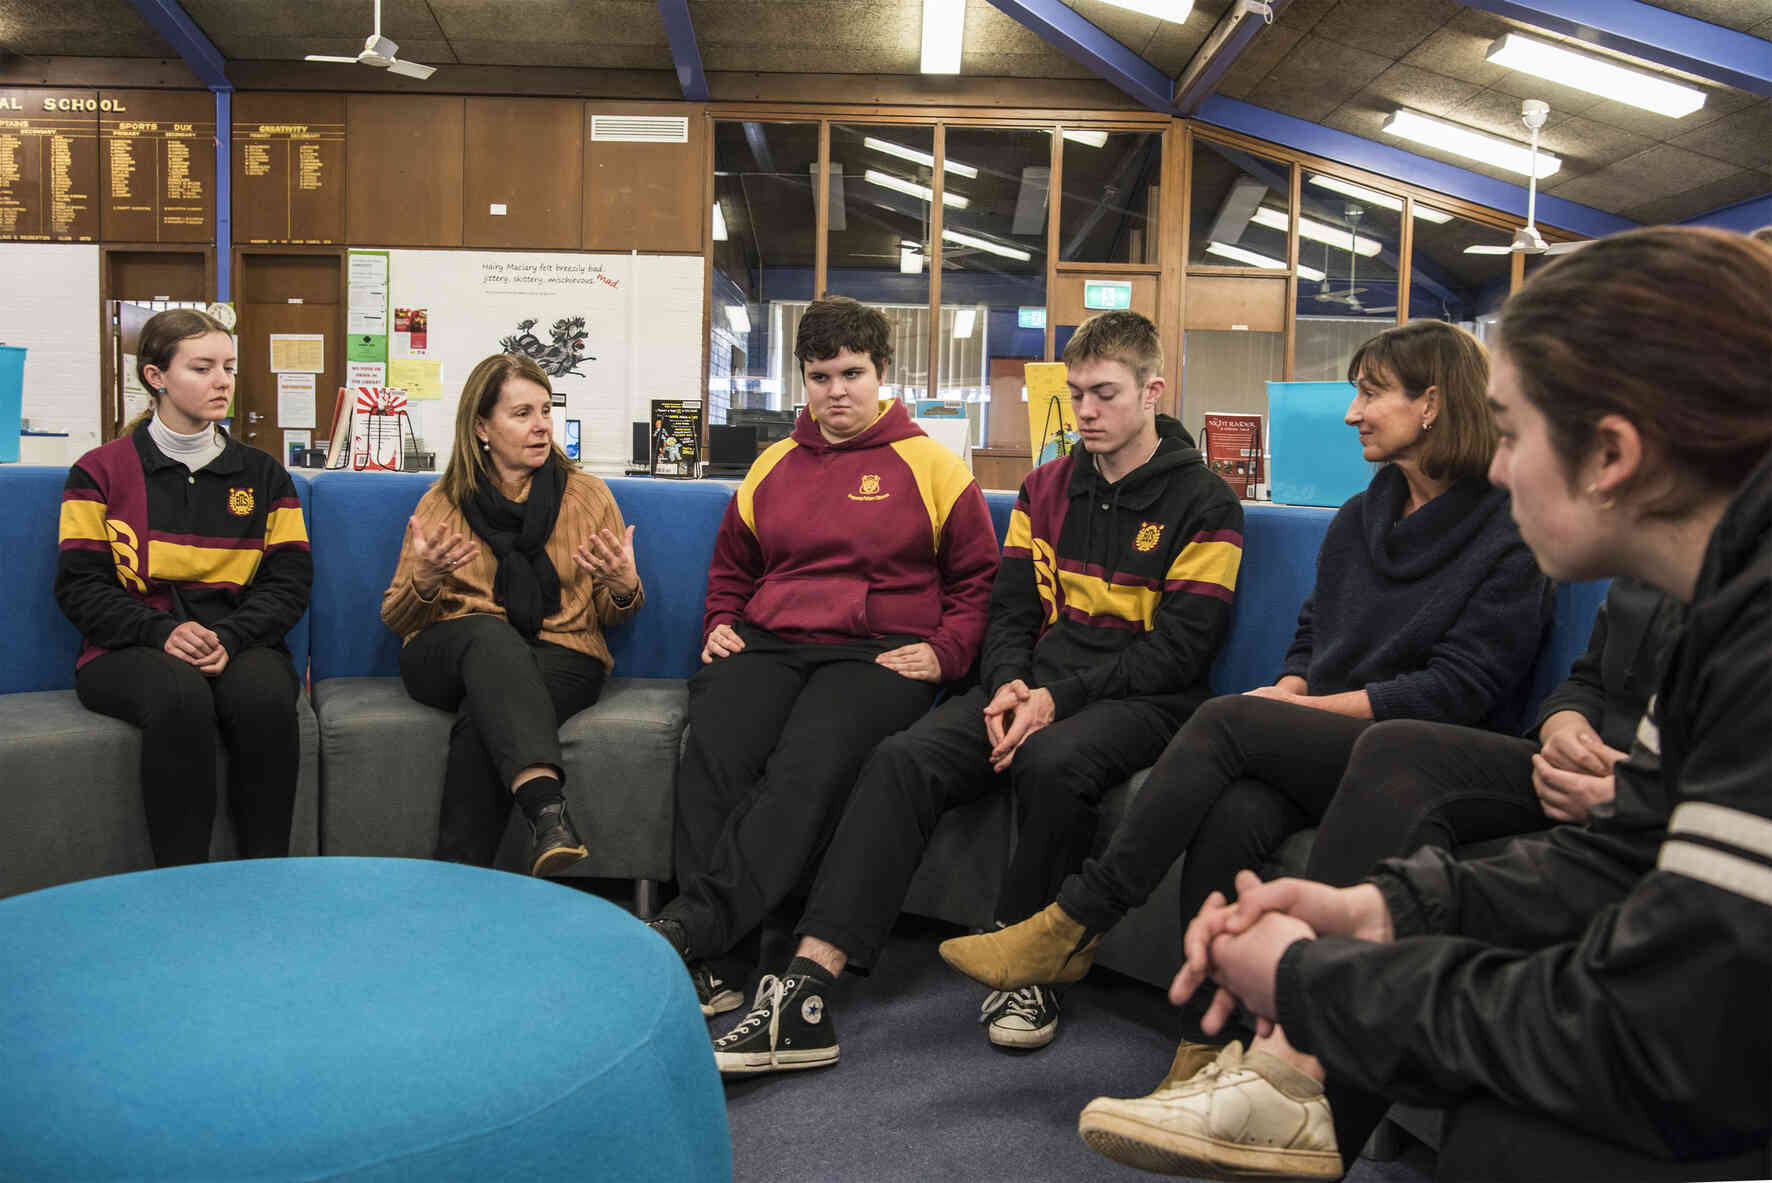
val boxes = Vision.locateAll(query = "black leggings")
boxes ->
[399,615,607,866]
[75,644,301,866]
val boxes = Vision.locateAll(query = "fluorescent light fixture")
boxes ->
[864,136,977,179]
[865,168,969,209]
[1206,241,1325,282]
[941,227,1032,261]
[1098,0,1194,22]
[921,0,964,74]
[953,309,977,339]
[1486,32,1705,118]
[1249,206,1381,257]
[1382,109,1559,179]
[725,305,750,334]
[711,202,727,241]
[1308,175,1453,223]
[1061,129,1109,148]
[900,246,924,275]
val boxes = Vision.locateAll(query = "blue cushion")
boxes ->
[0,466,86,693]
[0,858,731,1181]
[0,466,314,692]
[984,489,1016,543]
[1211,503,1335,694]
[1521,578,1610,726]
[307,472,734,681]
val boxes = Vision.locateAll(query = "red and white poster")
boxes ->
[1202,411,1264,500]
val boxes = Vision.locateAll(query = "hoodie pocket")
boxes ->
[746,575,871,637]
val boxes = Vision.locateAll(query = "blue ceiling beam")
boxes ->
[1173,0,1295,116]
[125,0,230,91]
[1460,0,1772,100]
[656,0,710,102]
[983,0,1177,113]
[1195,96,1638,239]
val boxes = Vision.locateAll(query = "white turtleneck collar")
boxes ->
[148,411,226,473]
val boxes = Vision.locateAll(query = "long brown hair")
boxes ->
[437,353,571,505]
[1347,320,1493,483]
[1500,226,1772,517]
[118,308,233,438]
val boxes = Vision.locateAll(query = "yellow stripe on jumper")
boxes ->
[1166,539,1242,593]
[147,540,264,586]
[59,498,109,544]
[736,438,800,535]
[1057,569,1160,629]
[889,435,977,551]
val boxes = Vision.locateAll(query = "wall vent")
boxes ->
[591,115,689,143]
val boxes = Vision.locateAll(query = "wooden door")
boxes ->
[233,251,342,462]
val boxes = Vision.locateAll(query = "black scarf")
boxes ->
[460,459,566,638]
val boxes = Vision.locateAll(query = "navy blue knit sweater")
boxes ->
[1280,464,1552,731]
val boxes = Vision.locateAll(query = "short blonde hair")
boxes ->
[1062,310,1164,387]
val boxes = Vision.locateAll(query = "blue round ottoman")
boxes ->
[0,858,730,1181]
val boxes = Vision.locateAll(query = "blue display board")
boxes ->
[0,346,24,464]
[1266,380,1371,508]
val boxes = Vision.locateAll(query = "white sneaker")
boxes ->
[980,985,1059,1049]
[1077,1040,1341,1179]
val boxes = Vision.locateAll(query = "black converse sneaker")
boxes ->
[981,984,1060,1049]
[712,973,839,1075]
[690,961,743,1018]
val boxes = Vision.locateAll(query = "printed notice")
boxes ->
[387,357,443,401]
[346,361,386,387]
[269,333,324,374]
[276,371,317,428]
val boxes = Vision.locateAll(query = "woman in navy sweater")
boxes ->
[941,320,1552,1011]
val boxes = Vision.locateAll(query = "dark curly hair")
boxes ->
[795,295,892,377]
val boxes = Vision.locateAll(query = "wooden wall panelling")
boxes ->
[233,249,342,461]
[464,97,582,249]
[971,448,1035,493]
[100,90,214,243]
[1052,272,1159,326]
[582,100,706,252]
[232,93,347,245]
[347,94,464,246]
[1158,119,1184,416]
[1182,275,1286,333]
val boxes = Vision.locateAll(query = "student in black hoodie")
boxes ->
[940,322,1552,1039]
[1149,225,1772,1183]
[706,311,1245,1075]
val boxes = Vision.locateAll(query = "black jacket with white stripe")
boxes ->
[1272,449,1772,1164]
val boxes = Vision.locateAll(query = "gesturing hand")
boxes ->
[409,515,477,598]
[876,641,942,683]
[701,622,746,663]
[574,524,639,600]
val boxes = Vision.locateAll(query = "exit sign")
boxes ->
[1083,280,1133,310]
[1017,306,1046,329]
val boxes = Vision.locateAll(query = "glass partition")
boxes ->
[710,120,820,439]
[1060,129,1162,264]
[1188,138,1291,270]
[1407,206,1515,344]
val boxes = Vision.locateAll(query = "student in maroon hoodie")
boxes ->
[647,296,999,1016]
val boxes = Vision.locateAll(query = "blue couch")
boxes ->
[0,464,1607,992]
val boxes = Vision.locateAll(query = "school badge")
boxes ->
[228,487,255,517]
[1134,521,1163,552]
[848,473,890,502]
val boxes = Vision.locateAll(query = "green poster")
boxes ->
[346,250,389,364]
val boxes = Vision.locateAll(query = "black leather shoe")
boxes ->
[528,802,588,877]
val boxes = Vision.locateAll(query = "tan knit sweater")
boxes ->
[381,470,644,670]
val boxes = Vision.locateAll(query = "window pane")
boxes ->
[934,127,1052,451]
[1060,129,1161,264]
[1183,328,1283,498]
[1407,207,1515,345]
[1292,170,1405,381]
[1188,139,1290,269]
[711,120,819,441]
[826,122,937,403]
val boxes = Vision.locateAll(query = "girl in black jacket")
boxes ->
[1152,226,1772,1181]
[55,309,312,866]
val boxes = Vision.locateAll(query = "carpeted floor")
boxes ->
[715,915,1436,1183]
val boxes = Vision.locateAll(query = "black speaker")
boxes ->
[632,422,650,466]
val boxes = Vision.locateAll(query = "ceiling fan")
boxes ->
[1311,205,1396,314]
[1466,101,1582,257]
[304,0,438,80]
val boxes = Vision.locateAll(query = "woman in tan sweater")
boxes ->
[382,353,642,876]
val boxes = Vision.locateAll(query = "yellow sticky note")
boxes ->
[387,358,444,401]
[1024,362,1078,465]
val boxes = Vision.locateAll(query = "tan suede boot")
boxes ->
[937,902,1100,989]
